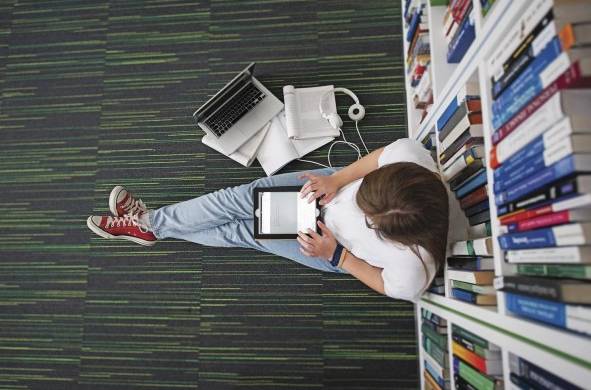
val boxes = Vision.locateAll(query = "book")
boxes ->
[452,325,500,353]
[451,0,471,24]
[440,133,483,165]
[509,354,582,390]
[423,335,448,367]
[494,155,591,207]
[282,85,340,140]
[448,270,494,285]
[441,123,484,156]
[437,82,480,131]
[517,263,591,280]
[422,308,448,326]
[451,237,493,256]
[424,358,448,389]
[498,222,591,250]
[504,292,591,335]
[467,221,492,239]
[453,357,501,390]
[490,61,591,148]
[506,245,591,264]
[422,319,448,335]
[447,7,475,63]
[422,322,448,349]
[449,159,484,190]
[506,208,591,233]
[491,36,563,129]
[497,176,591,219]
[492,94,591,170]
[454,374,478,390]
[424,370,443,390]
[460,185,488,210]
[493,135,591,193]
[256,113,334,176]
[443,145,485,181]
[465,200,489,218]
[438,99,482,142]
[495,275,591,304]
[491,10,553,99]
[442,138,484,169]
[451,334,501,360]
[455,169,487,199]
[202,121,270,167]
[469,210,490,226]
[448,256,494,271]
[493,108,591,176]
[451,280,495,295]
[452,288,497,305]
[452,341,502,375]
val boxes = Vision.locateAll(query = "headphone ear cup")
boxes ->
[327,113,343,129]
[348,103,365,121]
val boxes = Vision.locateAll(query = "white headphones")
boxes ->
[319,87,366,128]
[298,87,368,168]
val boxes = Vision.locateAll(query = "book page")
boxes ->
[283,85,340,139]
[256,113,299,176]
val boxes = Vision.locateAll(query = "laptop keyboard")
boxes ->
[204,83,266,137]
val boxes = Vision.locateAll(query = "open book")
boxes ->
[201,122,270,167]
[283,85,340,139]
[257,112,334,176]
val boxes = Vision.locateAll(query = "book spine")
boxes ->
[456,170,487,199]
[452,288,477,303]
[438,96,460,131]
[439,102,469,142]
[517,356,580,390]
[491,60,591,146]
[457,359,495,390]
[492,37,562,130]
[452,325,490,349]
[452,341,488,375]
[465,200,489,218]
[494,155,576,206]
[504,292,566,328]
[495,276,564,302]
[508,210,570,233]
[468,210,491,227]
[447,10,475,64]
[423,335,447,367]
[491,10,554,99]
[517,263,591,280]
[460,185,488,209]
[506,246,587,264]
[454,374,478,390]
[494,149,558,193]
[450,160,484,190]
[498,227,558,250]
[422,323,448,349]
[406,9,421,42]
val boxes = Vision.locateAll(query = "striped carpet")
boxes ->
[0,1,416,389]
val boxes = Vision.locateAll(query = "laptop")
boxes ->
[193,62,284,155]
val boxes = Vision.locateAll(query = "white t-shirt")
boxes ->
[323,138,443,302]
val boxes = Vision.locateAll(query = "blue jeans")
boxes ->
[148,168,348,274]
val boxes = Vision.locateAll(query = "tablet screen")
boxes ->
[258,191,317,234]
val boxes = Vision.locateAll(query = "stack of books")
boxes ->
[486,0,591,334]
[509,353,582,389]
[428,272,445,296]
[448,238,496,306]
[404,0,432,123]
[422,309,450,390]
[452,325,503,390]
[421,126,437,162]
[443,0,476,63]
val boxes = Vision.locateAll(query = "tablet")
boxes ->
[253,186,320,239]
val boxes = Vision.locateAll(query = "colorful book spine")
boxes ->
[450,160,485,190]
[495,275,591,304]
[490,60,591,146]
[424,359,447,389]
[517,263,591,280]
[447,8,475,63]
[465,200,489,218]
[506,246,591,264]
[453,357,496,390]
[422,323,448,349]
[510,355,580,390]
[460,185,488,209]
[507,209,591,233]
[498,223,590,250]
[452,325,496,350]
[456,169,488,199]
[423,335,447,367]
[494,155,591,206]
[491,36,562,129]
[452,341,501,376]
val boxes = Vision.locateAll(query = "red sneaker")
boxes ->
[109,185,148,217]
[87,214,157,246]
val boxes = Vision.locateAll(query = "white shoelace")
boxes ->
[105,214,149,233]
[122,196,146,215]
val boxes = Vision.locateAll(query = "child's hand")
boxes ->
[297,221,338,260]
[299,172,340,205]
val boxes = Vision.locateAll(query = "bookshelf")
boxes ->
[402,0,591,388]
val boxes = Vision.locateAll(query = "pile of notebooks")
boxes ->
[452,325,503,390]
[449,238,496,306]
[404,0,432,123]
[422,309,450,390]
[442,0,476,63]
[509,353,582,389]
[486,0,591,335]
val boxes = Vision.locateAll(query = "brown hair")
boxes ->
[356,162,449,287]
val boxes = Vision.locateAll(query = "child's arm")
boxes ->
[300,146,384,205]
[339,252,385,295]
